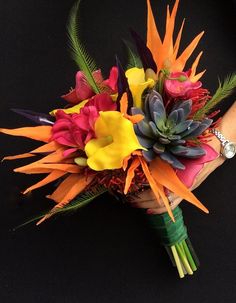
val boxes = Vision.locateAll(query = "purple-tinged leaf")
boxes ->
[184,118,213,139]
[173,120,193,134]
[130,29,157,73]
[11,108,54,125]
[170,145,206,158]
[142,149,156,162]
[116,56,133,111]
[160,152,185,170]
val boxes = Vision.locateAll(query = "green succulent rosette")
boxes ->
[131,90,213,170]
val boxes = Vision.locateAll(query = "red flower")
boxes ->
[85,92,117,111]
[62,67,118,105]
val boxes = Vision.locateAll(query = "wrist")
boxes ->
[210,126,236,163]
[218,101,236,142]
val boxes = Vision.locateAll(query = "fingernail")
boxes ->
[146,209,154,215]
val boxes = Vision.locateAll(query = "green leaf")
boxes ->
[67,1,101,94]
[193,73,236,120]
[14,185,107,229]
[123,39,143,69]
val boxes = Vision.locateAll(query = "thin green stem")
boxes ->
[176,243,193,275]
[182,240,197,271]
[186,238,200,268]
[171,245,185,278]
[165,246,176,266]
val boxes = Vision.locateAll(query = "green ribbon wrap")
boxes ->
[147,206,188,246]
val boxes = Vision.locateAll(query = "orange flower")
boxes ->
[146,0,205,82]
[0,126,95,223]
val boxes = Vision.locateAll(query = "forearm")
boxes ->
[218,101,236,142]
[209,101,236,168]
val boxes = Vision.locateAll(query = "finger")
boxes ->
[131,200,159,209]
[147,196,183,215]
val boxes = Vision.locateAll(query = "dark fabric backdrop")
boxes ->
[0,0,236,302]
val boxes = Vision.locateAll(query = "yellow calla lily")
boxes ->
[50,99,89,116]
[125,67,155,108]
[85,111,144,171]
[50,94,118,116]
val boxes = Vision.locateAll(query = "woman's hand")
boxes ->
[130,101,236,214]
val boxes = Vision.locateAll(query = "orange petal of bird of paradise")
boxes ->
[124,157,141,195]
[149,157,209,214]
[146,0,205,81]
[2,141,61,161]
[23,170,67,194]
[139,157,175,221]
[37,174,95,225]
[0,126,52,142]
[119,93,144,123]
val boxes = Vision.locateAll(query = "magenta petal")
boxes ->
[84,131,94,145]
[61,89,79,104]
[92,69,104,84]
[63,148,78,157]
[54,136,76,147]
[75,71,94,101]
[103,66,118,92]
[176,144,219,188]
[164,71,202,98]
[86,93,116,112]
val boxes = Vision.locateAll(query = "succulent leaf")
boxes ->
[159,152,185,170]
[143,149,157,162]
[173,120,192,134]
[170,145,206,158]
[136,121,155,138]
[181,121,201,137]
[159,137,171,144]
[136,135,155,148]
[153,142,165,154]
[166,110,178,128]
[184,118,212,139]
[176,108,185,124]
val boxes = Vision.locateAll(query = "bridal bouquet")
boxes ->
[1,0,236,278]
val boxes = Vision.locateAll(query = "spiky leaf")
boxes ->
[15,186,107,229]
[67,1,100,94]
[123,39,143,69]
[11,108,54,125]
[130,29,157,72]
[194,73,236,120]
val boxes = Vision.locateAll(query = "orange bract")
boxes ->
[147,0,205,81]
[0,126,94,221]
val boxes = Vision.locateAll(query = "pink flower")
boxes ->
[164,71,202,98]
[176,144,218,188]
[52,93,116,154]
[62,67,118,105]
[52,108,98,152]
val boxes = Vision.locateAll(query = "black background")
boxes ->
[0,0,236,302]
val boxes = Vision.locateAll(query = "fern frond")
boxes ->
[123,40,143,69]
[194,73,236,120]
[51,185,107,215]
[14,185,107,229]
[68,1,100,94]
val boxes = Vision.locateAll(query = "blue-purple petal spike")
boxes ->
[11,108,54,125]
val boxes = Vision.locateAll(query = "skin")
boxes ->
[131,101,236,214]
